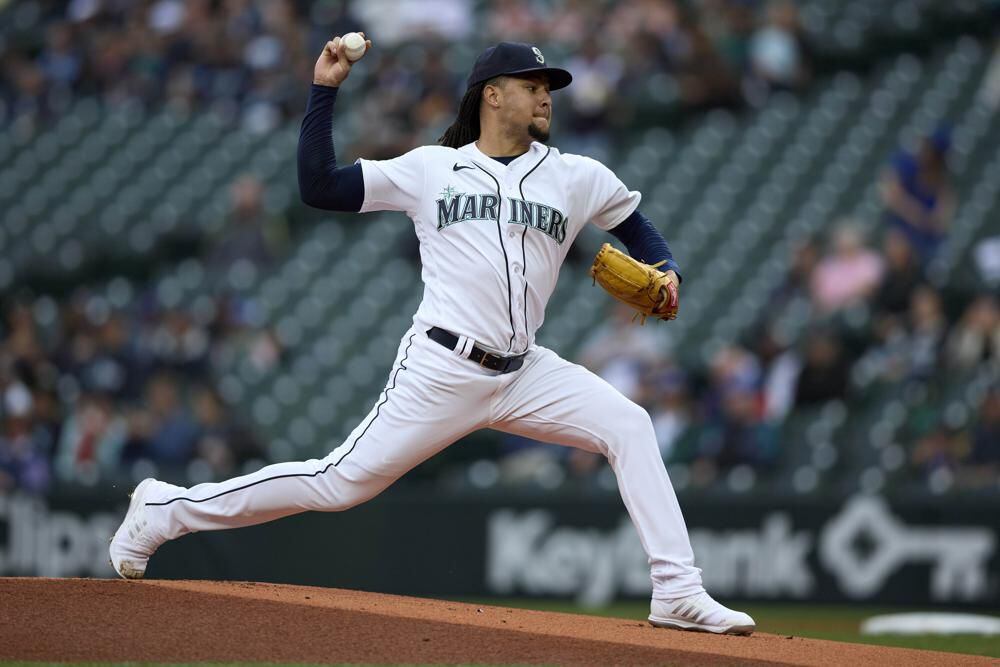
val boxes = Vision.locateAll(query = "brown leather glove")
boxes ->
[590,243,679,324]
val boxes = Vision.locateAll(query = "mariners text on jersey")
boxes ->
[436,190,568,244]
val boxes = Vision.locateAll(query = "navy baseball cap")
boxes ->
[467,42,572,91]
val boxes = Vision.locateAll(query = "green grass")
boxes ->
[457,598,1000,658]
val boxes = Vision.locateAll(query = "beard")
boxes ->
[528,119,550,143]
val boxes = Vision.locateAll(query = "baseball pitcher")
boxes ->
[111,35,755,635]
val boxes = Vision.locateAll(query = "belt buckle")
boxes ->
[478,351,493,369]
[479,350,510,372]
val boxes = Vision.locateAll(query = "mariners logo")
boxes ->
[436,186,567,244]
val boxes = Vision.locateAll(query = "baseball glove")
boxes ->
[590,243,679,324]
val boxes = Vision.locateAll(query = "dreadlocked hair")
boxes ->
[438,77,502,148]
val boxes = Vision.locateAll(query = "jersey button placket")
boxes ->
[495,179,524,352]
[505,176,517,242]
[508,174,528,352]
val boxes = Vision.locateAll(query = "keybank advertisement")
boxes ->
[486,496,998,606]
[0,492,997,605]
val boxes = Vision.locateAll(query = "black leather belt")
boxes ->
[426,327,526,373]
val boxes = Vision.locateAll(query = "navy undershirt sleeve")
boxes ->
[609,209,683,282]
[297,84,365,212]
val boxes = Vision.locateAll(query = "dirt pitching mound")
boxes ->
[0,578,987,665]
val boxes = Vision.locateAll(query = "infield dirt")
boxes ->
[0,578,990,665]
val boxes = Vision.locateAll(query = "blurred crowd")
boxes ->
[0,0,812,149]
[0,286,277,494]
[1,2,995,497]
[0,171,287,495]
[497,127,998,492]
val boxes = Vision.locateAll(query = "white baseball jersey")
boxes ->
[357,141,641,352]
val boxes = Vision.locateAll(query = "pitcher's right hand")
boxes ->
[313,33,372,88]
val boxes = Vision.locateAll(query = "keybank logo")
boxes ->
[486,497,996,605]
[820,496,996,600]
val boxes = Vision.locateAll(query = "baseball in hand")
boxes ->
[342,32,367,61]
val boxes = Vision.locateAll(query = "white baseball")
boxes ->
[342,32,366,62]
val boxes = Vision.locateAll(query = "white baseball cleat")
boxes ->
[649,592,756,635]
[109,478,168,580]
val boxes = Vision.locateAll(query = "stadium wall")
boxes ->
[1,490,997,607]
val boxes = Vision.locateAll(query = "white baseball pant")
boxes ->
[143,327,704,599]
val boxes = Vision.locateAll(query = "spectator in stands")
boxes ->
[3,301,47,374]
[349,0,472,47]
[608,0,679,45]
[961,385,1000,487]
[645,364,692,461]
[880,126,956,262]
[2,304,62,443]
[810,223,884,314]
[548,0,599,47]
[54,295,106,389]
[874,228,924,319]
[910,423,965,480]
[578,303,663,402]
[564,37,624,153]
[669,11,743,111]
[903,285,948,380]
[945,294,1000,371]
[793,329,849,408]
[38,23,83,91]
[30,387,63,458]
[703,344,762,423]
[754,325,799,421]
[747,0,811,97]
[1,54,49,125]
[352,52,423,159]
[132,372,198,467]
[697,381,779,472]
[193,385,263,479]
[207,174,287,272]
[972,234,1000,289]
[209,295,284,374]
[307,0,368,59]
[0,381,52,494]
[55,392,127,482]
[485,0,546,44]
[145,308,211,375]
[707,0,756,78]
[411,48,461,144]
[768,237,820,311]
[855,313,909,384]
[85,312,145,399]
